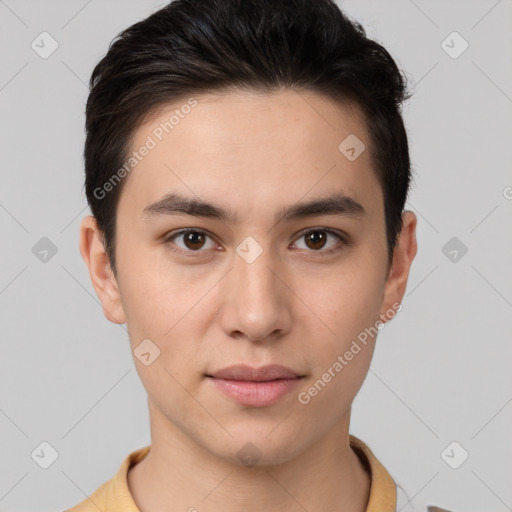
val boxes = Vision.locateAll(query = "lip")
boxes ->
[206,365,304,407]
[207,364,302,381]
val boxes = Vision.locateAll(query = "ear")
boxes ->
[79,215,126,324]
[379,210,418,323]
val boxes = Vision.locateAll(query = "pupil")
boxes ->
[186,231,204,250]
[307,231,325,250]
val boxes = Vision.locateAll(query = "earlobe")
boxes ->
[79,216,127,324]
[379,211,418,323]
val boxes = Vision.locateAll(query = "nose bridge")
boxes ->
[234,238,280,304]
[223,236,290,339]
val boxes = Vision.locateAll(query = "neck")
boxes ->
[128,403,370,512]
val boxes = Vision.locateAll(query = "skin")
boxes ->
[80,88,417,512]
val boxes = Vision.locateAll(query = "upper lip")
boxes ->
[207,364,302,381]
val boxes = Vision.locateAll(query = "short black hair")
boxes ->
[84,0,412,277]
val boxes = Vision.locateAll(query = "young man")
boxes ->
[69,0,447,510]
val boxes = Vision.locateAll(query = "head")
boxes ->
[80,0,417,466]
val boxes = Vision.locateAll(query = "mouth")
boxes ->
[205,364,305,407]
[206,364,304,381]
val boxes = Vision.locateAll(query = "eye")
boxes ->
[163,227,349,257]
[292,228,348,255]
[163,229,218,256]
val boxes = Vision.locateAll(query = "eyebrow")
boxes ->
[141,192,366,224]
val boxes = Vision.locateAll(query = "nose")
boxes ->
[218,244,293,343]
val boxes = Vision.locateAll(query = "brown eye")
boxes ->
[304,231,328,250]
[182,231,206,250]
[164,229,217,255]
[293,228,347,254]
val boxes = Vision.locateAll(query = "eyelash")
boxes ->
[162,227,349,258]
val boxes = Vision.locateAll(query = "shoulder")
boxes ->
[63,445,150,512]
[64,478,111,511]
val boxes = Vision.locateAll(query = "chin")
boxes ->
[200,426,309,468]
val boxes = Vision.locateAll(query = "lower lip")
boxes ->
[207,377,302,407]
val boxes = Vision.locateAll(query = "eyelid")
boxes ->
[293,226,349,246]
[291,227,349,255]
[163,228,219,256]
[163,226,349,256]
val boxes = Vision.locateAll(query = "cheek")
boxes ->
[302,262,384,346]
[118,265,208,400]
[303,343,375,418]
[117,246,208,334]
[116,252,221,382]
[299,272,380,412]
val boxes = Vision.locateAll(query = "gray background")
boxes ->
[1,0,511,510]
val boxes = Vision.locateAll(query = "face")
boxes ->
[80,88,417,466]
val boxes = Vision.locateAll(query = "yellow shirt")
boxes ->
[64,435,415,511]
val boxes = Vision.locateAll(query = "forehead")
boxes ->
[118,88,382,224]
